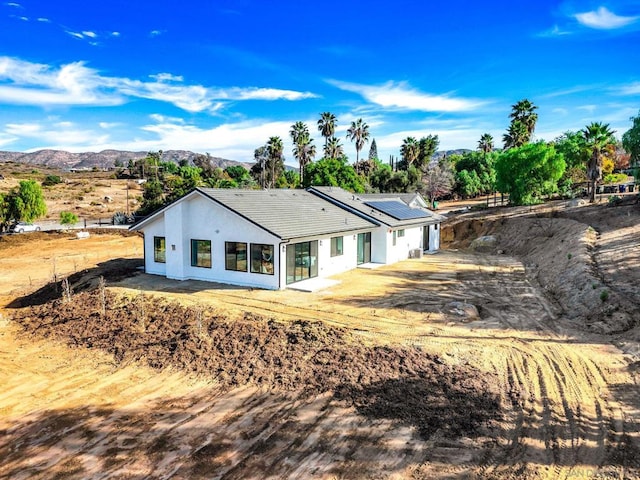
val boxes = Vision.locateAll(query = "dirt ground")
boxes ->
[0,164,141,221]
[1,197,640,479]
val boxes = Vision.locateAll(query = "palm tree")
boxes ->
[400,137,420,168]
[345,118,370,163]
[290,122,316,180]
[581,122,616,203]
[503,120,529,149]
[317,112,337,151]
[324,136,344,159]
[509,99,538,142]
[266,136,284,188]
[478,133,494,154]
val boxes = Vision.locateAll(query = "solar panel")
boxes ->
[364,200,430,220]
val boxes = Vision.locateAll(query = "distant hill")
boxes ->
[433,149,473,160]
[0,149,249,171]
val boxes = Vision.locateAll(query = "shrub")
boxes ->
[600,290,609,302]
[42,174,63,186]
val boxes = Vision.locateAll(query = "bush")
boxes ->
[42,175,63,186]
[60,211,78,229]
[602,173,628,184]
[600,290,609,302]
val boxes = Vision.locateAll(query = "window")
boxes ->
[392,230,397,246]
[191,239,212,268]
[225,242,247,271]
[154,236,166,263]
[250,243,274,275]
[398,229,405,237]
[330,236,343,257]
[435,224,438,230]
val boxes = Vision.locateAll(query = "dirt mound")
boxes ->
[443,201,640,334]
[14,291,502,439]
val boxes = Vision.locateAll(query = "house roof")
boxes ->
[132,188,377,240]
[308,186,443,227]
[360,192,427,208]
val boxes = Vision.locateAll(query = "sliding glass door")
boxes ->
[357,232,371,265]
[286,241,318,284]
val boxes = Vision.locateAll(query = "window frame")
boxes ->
[398,229,405,238]
[153,236,166,263]
[225,241,248,272]
[330,236,344,257]
[190,239,212,268]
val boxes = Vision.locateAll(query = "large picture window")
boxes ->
[250,243,274,275]
[225,242,247,271]
[191,239,212,268]
[330,236,343,257]
[154,236,166,263]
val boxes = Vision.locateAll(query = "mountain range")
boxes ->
[0,149,246,171]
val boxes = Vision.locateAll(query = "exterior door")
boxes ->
[357,232,371,264]
[286,241,318,284]
[423,225,430,251]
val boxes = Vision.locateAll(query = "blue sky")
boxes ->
[0,1,639,166]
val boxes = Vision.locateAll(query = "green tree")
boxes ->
[495,142,566,205]
[399,137,420,170]
[622,110,640,176]
[59,211,78,229]
[139,180,164,214]
[581,122,616,203]
[478,133,494,154]
[368,138,378,161]
[266,136,285,189]
[417,135,439,169]
[224,165,252,187]
[324,136,344,160]
[303,156,364,193]
[290,121,316,181]
[345,118,370,163]
[317,112,337,151]
[504,99,538,149]
[6,180,47,223]
[453,151,497,197]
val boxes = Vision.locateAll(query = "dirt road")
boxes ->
[1,200,639,479]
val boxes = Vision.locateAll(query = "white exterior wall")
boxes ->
[142,216,167,276]
[142,194,281,290]
[316,233,360,277]
[382,226,424,264]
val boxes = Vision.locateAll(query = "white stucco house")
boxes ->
[131,187,443,290]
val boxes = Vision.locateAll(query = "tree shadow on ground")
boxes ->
[6,258,142,308]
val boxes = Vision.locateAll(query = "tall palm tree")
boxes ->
[266,136,284,189]
[290,122,316,180]
[478,133,494,154]
[400,137,420,168]
[317,112,337,151]
[509,99,538,142]
[324,136,344,160]
[345,118,370,163]
[581,122,616,203]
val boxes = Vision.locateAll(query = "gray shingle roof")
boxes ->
[198,188,376,240]
[309,186,443,227]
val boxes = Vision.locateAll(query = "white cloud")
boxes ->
[6,2,22,7]
[5,121,109,147]
[66,30,85,40]
[538,24,572,37]
[574,6,638,29]
[111,31,120,37]
[82,31,97,38]
[328,79,485,112]
[0,56,318,112]
[615,82,640,95]
[149,30,164,37]
[0,57,124,106]
[37,17,50,22]
[220,87,317,101]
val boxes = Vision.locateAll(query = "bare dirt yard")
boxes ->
[1,196,640,479]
